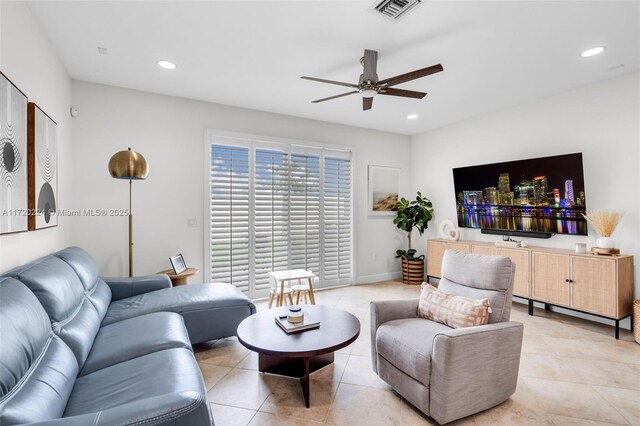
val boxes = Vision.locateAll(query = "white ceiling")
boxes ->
[27,1,640,135]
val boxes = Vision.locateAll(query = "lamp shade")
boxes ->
[108,148,149,180]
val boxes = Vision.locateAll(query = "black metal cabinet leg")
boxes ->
[544,303,551,311]
[615,319,620,340]
[528,299,534,316]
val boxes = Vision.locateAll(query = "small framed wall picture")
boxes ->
[368,165,400,215]
[169,254,187,275]
[27,102,58,230]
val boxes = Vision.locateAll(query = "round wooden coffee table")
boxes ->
[237,305,360,407]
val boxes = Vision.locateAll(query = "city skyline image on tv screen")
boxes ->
[452,153,587,236]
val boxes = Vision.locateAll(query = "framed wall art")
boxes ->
[28,102,58,230]
[368,165,400,215]
[0,72,28,234]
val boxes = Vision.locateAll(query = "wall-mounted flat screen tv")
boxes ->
[453,153,587,236]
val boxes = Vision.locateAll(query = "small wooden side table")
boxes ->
[157,268,199,286]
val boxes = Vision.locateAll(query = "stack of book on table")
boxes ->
[275,315,320,334]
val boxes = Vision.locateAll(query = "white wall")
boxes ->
[0,2,73,272]
[411,72,640,326]
[70,81,411,283]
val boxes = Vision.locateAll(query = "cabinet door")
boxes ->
[446,242,470,253]
[472,245,498,256]
[499,248,530,298]
[532,252,570,305]
[570,257,616,317]
[427,240,447,278]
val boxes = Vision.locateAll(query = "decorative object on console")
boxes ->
[108,147,149,277]
[169,253,187,275]
[394,191,433,285]
[575,243,587,254]
[368,165,399,215]
[0,72,28,235]
[583,209,623,250]
[27,103,57,230]
[438,218,460,241]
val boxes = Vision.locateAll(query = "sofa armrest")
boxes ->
[28,391,212,426]
[370,299,419,373]
[429,321,524,425]
[103,274,172,301]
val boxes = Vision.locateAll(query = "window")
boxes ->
[207,136,353,298]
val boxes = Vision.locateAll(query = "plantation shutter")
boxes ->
[323,152,352,283]
[289,151,321,275]
[208,137,352,296]
[209,144,250,291]
[254,148,290,290]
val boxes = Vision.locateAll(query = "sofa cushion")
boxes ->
[3,255,106,368]
[103,283,256,343]
[439,250,515,323]
[55,247,100,292]
[376,318,451,385]
[418,284,491,328]
[80,312,192,376]
[0,278,78,425]
[64,348,207,418]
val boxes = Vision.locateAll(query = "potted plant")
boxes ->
[393,192,434,285]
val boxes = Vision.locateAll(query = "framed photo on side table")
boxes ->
[169,253,187,275]
[368,165,400,216]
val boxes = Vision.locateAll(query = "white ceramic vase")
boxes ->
[596,236,615,249]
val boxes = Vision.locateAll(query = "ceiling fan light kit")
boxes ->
[301,49,443,111]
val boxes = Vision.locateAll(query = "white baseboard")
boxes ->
[355,271,401,285]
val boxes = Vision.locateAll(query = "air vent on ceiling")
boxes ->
[373,0,422,21]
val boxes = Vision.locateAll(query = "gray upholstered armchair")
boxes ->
[370,249,524,425]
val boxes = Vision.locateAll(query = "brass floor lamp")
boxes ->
[108,148,149,277]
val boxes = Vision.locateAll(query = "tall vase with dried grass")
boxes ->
[582,210,623,249]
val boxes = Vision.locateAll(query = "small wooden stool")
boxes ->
[268,286,294,308]
[291,278,316,305]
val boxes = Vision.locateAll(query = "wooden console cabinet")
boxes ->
[427,239,635,338]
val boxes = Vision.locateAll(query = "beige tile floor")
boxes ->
[195,281,640,426]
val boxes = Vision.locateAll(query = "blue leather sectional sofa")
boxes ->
[0,247,256,425]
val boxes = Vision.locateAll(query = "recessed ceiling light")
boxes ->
[581,47,605,58]
[407,114,419,120]
[157,60,177,70]
[97,47,108,55]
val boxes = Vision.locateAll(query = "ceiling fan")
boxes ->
[301,49,443,111]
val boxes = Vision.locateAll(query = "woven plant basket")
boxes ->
[401,256,425,285]
[634,300,640,345]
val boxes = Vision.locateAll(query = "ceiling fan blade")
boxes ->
[363,49,378,83]
[312,91,359,103]
[301,76,359,89]
[379,88,427,99]
[363,97,373,111]
[378,64,443,87]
